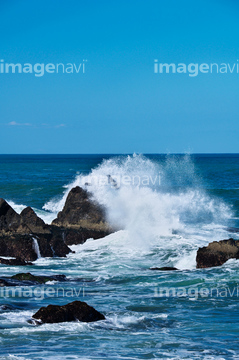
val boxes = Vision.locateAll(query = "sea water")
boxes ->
[0,154,239,359]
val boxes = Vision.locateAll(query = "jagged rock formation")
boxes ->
[0,199,71,261]
[196,238,239,268]
[0,198,27,234]
[20,206,50,234]
[0,187,113,261]
[52,186,112,244]
[52,186,106,228]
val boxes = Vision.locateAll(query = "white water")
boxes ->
[43,154,233,269]
[8,201,57,225]
[32,238,41,259]
[7,201,27,215]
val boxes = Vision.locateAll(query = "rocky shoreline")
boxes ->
[0,186,112,262]
[1,185,238,269]
[0,186,113,324]
[1,184,239,324]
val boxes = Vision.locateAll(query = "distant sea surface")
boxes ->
[0,154,239,360]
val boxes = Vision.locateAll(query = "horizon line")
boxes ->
[0,153,239,156]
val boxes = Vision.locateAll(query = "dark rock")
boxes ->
[52,186,111,235]
[0,257,33,266]
[32,300,105,324]
[32,233,72,258]
[0,199,72,261]
[20,207,50,234]
[11,272,53,284]
[196,238,239,268]
[36,235,54,257]
[51,274,67,281]
[0,304,14,310]
[51,186,113,245]
[0,199,22,233]
[0,233,71,261]
[60,226,111,246]
[0,201,50,236]
[227,227,239,233]
[49,232,72,257]
[0,192,110,259]
[0,279,11,287]
[0,273,67,287]
[0,234,38,261]
[150,267,178,271]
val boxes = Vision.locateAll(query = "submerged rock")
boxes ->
[11,272,51,284]
[0,279,11,287]
[32,300,105,324]
[150,267,178,271]
[0,257,33,266]
[196,238,239,268]
[226,227,239,233]
[11,272,66,284]
[0,272,67,287]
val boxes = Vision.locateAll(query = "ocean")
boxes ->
[0,154,239,360]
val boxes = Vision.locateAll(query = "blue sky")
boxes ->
[0,0,239,154]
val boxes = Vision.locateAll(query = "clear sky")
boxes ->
[0,0,239,154]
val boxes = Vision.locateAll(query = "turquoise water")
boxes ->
[0,154,239,359]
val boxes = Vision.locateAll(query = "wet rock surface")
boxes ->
[0,272,67,286]
[0,188,113,261]
[52,186,112,244]
[150,267,178,271]
[32,300,105,324]
[0,257,33,266]
[196,238,239,268]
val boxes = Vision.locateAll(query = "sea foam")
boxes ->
[43,154,233,268]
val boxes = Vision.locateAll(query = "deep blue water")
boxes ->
[0,154,239,360]
[1,153,239,211]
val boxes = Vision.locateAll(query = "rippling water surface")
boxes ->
[0,154,239,359]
